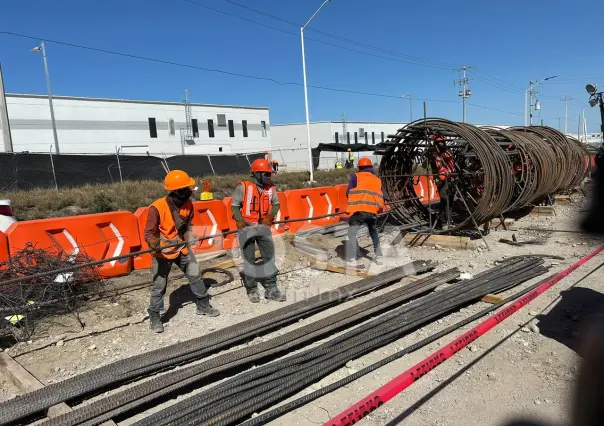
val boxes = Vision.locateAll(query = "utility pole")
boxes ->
[0,63,13,152]
[561,96,572,134]
[454,66,473,123]
[525,76,557,126]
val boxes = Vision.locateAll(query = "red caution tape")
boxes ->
[324,245,604,426]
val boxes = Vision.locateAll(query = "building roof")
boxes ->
[6,93,269,110]
[272,121,407,126]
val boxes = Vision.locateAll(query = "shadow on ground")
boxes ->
[537,286,604,353]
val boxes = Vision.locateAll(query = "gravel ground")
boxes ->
[2,196,602,426]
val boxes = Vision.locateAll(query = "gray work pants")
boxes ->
[148,251,208,313]
[238,224,278,290]
[346,211,382,261]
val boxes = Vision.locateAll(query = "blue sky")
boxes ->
[1,0,603,130]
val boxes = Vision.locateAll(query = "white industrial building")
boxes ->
[0,94,271,155]
[271,121,406,171]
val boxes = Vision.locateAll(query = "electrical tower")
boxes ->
[181,90,194,149]
[341,112,348,162]
[454,66,473,123]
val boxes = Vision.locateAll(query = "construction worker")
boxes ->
[230,159,286,304]
[272,158,279,173]
[348,148,355,168]
[346,157,385,268]
[335,160,343,169]
[430,134,455,228]
[144,170,219,333]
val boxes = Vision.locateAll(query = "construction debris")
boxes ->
[0,244,104,342]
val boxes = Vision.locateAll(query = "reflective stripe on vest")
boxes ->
[241,181,274,224]
[150,197,193,259]
[347,172,384,214]
[433,150,455,181]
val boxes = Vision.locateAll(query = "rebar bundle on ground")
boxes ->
[379,120,589,233]
[134,257,549,426]
[0,261,433,426]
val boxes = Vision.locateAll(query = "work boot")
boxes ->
[196,298,220,317]
[148,309,164,333]
[346,259,365,270]
[374,255,384,265]
[247,288,261,304]
[265,287,286,302]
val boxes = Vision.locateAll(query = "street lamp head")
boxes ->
[589,98,598,108]
[545,76,557,81]
[30,45,42,53]
[586,83,598,95]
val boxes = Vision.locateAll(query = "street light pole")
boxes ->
[31,42,60,154]
[301,0,331,182]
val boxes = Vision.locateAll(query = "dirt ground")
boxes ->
[1,195,602,426]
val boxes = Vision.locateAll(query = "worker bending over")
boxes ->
[231,159,286,303]
[345,157,385,268]
[145,170,219,333]
[429,134,455,228]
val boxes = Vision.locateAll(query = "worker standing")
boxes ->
[230,159,286,304]
[345,157,385,268]
[348,148,355,168]
[430,134,456,228]
[145,170,219,334]
[272,159,279,173]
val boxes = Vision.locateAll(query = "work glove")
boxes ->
[236,221,247,230]
[147,237,162,253]
[261,216,274,227]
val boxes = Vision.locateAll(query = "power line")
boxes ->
[0,31,525,118]
[213,0,460,69]
[191,0,535,99]
[180,0,454,70]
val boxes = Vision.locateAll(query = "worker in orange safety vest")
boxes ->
[345,157,385,268]
[230,159,286,304]
[429,134,456,229]
[144,170,219,333]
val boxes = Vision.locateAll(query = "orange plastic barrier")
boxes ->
[191,200,234,250]
[335,184,351,219]
[586,154,596,173]
[133,207,152,270]
[0,231,8,265]
[134,200,234,270]
[5,212,141,278]
[285,187,342,233]
[413,176,440,204]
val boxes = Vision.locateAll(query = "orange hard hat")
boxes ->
[164,170,196,191]
[358,157,373,167]
[251,158,273,173]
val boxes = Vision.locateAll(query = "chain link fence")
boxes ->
[0,152,263,192]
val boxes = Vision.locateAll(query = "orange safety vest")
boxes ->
[150,197,193,259]
[432,149,455,181]
[240,180,275,224]
[347,172,384,214]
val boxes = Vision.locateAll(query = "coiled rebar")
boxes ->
[379,120,589,232]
